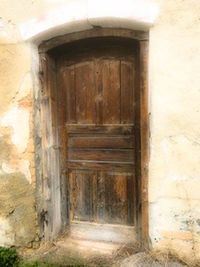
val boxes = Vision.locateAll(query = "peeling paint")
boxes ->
[12,72,32,103]
[2,160,32,183]
[0,173,36,246]
[19,160,31,183]
[1,162,15,174]
[0,106,30,153]
[0,0,200,264]
[0,217,14,246]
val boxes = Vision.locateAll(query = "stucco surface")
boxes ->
[0,43,36,246]
[149,0,200,261]
[0,173,36,246]
[0,0,200,263]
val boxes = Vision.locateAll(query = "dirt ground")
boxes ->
[116,252,189,267]
[20,236,195,267]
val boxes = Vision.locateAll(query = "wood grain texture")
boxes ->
[39,28,148,53]
[121,60,135,123]
[95,59,103,124]
[102,60,120,124]
[61,43,137,226]
[39,32,149,245]
[75,61,96,123]
[67,125,135,169]
[69,148,134,162]
[64,65,76,123]
[139,40,149,246]
[69,170,134,225]
[68,136,134,149]
[66,124,134,134]
[69,170,95,221]
[67,161,134,172]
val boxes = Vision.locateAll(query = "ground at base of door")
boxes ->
[20,236,191,267]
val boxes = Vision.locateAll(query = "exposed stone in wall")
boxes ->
[0,173,36,246]
[0,42,37,246]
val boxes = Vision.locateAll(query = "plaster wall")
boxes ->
[0,0,200,263]
[149,0,200,261]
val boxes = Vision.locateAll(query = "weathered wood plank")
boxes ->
[64,65,76,123]
[39,28,148,53]
[69,170,95,221]
[105,172,128,224]
[95,59,103,124]
[75,61,96,123]
[66,124,134,135]
[96,171,134,225]
[121,60,135,123]
[139,40,149,246]
[67,161,134,172]
[68,136,134,149]
[102,59,121,124]
[96,173,106,223]
[68,148,134,162]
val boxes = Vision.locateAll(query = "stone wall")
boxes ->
[0,0,200,263]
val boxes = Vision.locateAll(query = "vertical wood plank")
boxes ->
[96,172,106,223]
[94,171,135,225]
[40,53,63,239]
[64,65,76,123]
[56,59,69,228]
[113,174,128,224]
[127,173,135,225]
[95,59,103,125]
[92,171,98,221]
[104,172,134,225]
[75,61,96,124]
[121,60,135,124]
[102,60,121,124]
[139,40,149,246]
[70,170,95,221]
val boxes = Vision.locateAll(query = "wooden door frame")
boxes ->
[37,28,149,247]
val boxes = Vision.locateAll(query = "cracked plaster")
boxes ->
[0,0,200,263]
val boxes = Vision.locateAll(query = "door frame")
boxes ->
[36,28,149,247]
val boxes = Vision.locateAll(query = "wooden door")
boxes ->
[57,39,137,226]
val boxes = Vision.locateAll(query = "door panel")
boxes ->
[67,124,135,168]
[97,171,134,225]
[57,43,136,226]
[69,170,95,221]
[70,170,134,225]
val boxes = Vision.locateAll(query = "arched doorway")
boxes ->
[38,28,149,247]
